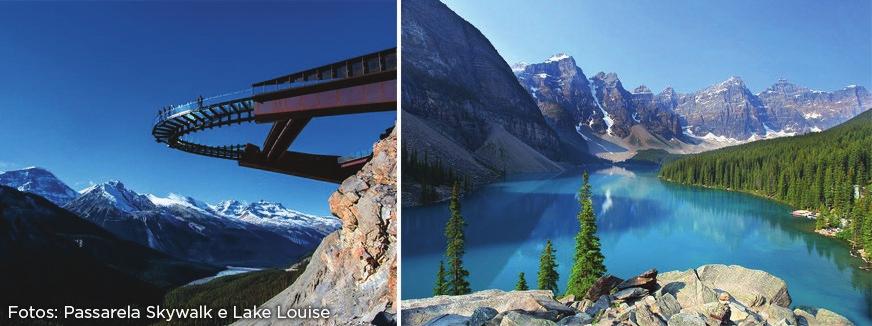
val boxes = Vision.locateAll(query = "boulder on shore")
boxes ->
[583,275,623,300]
[401,290,573,326]
[695,264,791,308]
[401,264,853,326]
[617,268,658,291]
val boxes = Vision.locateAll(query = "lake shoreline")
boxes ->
[658,176,872,269]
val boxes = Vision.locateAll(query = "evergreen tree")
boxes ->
[537,239,559,294]
[816,205,829,230]
[515,272,529,291]
[433,260,448,296]
[444,182,471,295]
[566,171,607,297]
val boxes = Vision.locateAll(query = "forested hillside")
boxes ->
[660,110,872,249]
[157,267,305,326]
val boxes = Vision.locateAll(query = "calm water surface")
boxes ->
[402,166,872,324]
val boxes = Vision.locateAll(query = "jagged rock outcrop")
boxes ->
[400,264,853,326]
[673,76,772,140]
[234,129,397,325]
[515,54,600,132]
[516,56,684,144]
[401,0,568,205]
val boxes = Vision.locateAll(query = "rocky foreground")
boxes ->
[401,264,853,326]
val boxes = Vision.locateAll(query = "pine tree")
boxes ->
[433,260,448,296]
[566,171,606,297]
[444,182,471,295]
[515,272,529,291]
[816,204,829,230]
[537,239,559,294]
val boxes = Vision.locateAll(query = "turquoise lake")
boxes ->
[401,165,872,324]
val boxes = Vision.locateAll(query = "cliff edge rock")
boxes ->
[234,129,397,325]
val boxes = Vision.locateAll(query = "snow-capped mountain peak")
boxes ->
[77,180,154,213]
[231,200,341,238]
[212,199,246,216]
[545,53,571,63]
[510,62,528,73]
[722,75,745,86]
[0,167,78,206]
[147,193,213,214]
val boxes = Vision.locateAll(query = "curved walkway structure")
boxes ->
[152,48,396,183]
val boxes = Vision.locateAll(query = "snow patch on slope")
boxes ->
[545,53,569,63]
[147,193,212,214]
[589,81,613,135]
[804,112,822,119]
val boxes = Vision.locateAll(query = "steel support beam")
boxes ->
[263,117,311,160]
[239,144,365,184]
[253,72,396,123]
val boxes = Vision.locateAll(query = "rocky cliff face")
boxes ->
[401,0,568,202]
[401,264,854,326]
[514,54,599,132]
[516,55,686,160]
[591,72,684,141]
[673,76,774,140]
[758,80,871,130]
[234,129,397,326]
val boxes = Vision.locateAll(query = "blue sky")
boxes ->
[443,0,872,93]
[0,1,396,215]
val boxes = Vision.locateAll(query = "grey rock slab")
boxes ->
[657,269,718,309]
[499,311,558,326]
[557,313,593,325]
[468,307,499,326]
[694,264,791,308]
[655,293,681,320]
[761,304,795,325]
[423,314,470,326]
[667,311,707,326]
[634,300,666,326]
[402,290,572,326]
[814,308,854,326]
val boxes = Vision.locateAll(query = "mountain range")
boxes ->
[0,185,218,309]
[0,167,340,267]
[404,0,869,204]
[515,54,870,161]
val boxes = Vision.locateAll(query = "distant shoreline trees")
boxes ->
[402,146,471,204]
[566,171,606,297]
